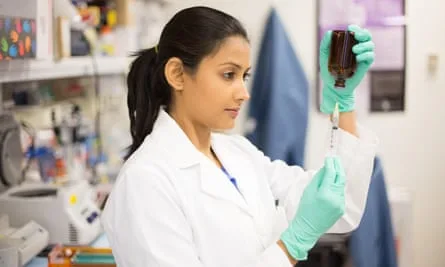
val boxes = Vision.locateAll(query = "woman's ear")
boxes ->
[164,57,185,92]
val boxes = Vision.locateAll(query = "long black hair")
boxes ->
[125,6,248,160]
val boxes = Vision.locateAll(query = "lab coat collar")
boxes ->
[149,109,256,217]
[150,108,202,168]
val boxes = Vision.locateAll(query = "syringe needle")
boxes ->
[329,102,340,156]
[333,102,339,129]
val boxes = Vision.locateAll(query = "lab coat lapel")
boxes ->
[198,161,252,217]
[209,135,259,218]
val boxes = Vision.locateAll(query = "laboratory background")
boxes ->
[0,0,443,266]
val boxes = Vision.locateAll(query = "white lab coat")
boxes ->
[101,109,378,267]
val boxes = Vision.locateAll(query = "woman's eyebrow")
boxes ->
[219,62,251,71]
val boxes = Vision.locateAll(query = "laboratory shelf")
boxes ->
[0,56,130,83]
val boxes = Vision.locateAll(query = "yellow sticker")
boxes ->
[69,194,77,205]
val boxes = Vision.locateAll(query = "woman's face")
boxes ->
[179,36,251,131]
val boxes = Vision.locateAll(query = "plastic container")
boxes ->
[0,238,20,267]
[328,30,358,88]
[48,245,115,267]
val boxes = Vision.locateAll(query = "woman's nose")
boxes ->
[236,83,250,101]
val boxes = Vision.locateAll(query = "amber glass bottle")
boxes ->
[328,30,358,88]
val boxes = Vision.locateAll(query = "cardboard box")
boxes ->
[115,0,134,26]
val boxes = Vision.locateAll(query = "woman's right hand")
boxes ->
[279,157,346,261]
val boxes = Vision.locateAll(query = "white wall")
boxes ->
[163,0,445,266]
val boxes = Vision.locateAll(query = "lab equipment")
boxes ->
[48,245,115,267]
[0,238,20,267]
[0,180,102,245]
[328,30,357,88]
[0,213,49,266]
[280,157,346,260]
[320,25,375,114]
[0,113,23,194]
[0,112,102,246]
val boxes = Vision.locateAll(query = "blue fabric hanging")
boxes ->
[349,156,398,267]
[245,7,309,167]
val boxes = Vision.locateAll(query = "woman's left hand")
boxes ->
[320,25,375,114]
[280,157,346,261]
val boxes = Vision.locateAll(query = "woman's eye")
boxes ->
[223,72,236,80]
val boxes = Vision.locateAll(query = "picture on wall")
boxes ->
[0,16,37,61]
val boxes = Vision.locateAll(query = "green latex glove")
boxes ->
[320,25,375,114]
[280,157,346,260]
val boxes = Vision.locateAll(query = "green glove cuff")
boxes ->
[280,232,308,260]
[280,223,318,261]
[320,86,355,114]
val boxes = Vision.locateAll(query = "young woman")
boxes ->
[102,6,377,267]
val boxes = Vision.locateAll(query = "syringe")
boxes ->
[329,102,340,156]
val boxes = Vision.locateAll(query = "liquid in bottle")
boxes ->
[328,30,358,88]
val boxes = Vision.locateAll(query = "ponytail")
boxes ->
[125,47,171,160]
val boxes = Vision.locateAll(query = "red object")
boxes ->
[31,20,36,34]
[18,40,24,56]
[55,158,67,178]
[15,18,22,33]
